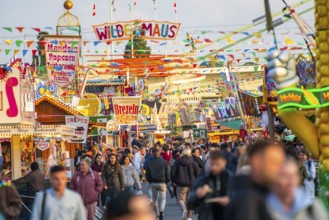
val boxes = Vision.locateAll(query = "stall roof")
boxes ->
[35,95,82,116]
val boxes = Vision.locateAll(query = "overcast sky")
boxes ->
[0,0,314,63]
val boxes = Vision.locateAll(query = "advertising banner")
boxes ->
[44,36,81,87]
[65,116,89,143]
[0,62,21,124]
[112,97,141,125]
[93,20,180,42]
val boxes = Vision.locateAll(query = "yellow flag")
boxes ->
[285,37,294,45]
[116,42,122,45]
[13,49,20,55]
[254,58,260,63]
[226,37,235,43]
[253,32,262,38]
[4,39,12,45]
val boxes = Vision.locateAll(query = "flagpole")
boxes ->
[154,0,157,20]
[175,1,178,22]
[110,0,114,60]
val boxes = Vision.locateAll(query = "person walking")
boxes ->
[144,148,170,220]
[227,140,285,220]
[120,154,142,193]
[91,153,104,175]
[0,169,22,220]
[267,157,328,220]
[31,165,85,220]
[71,158,103,220]
[13,162,44,218]
[132,147,142,176]
[161,144,172,165]
[187,151,230,220]
[102,154,125,203]
[192,148,204,172]
[13,162,44,196]
[171,149,199,220]
[301,152,316,199]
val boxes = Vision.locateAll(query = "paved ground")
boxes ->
[142,183,197,220]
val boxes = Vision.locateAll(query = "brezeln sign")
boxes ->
[112,97,141,125]
[93,20,181,42]
[278,87,329,109]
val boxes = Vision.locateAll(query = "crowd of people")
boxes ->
[0,138,328,220]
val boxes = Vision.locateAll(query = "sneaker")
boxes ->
[182,210,187,220]
[159,211,164,220]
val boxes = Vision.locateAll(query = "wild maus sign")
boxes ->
[93,20,181,42]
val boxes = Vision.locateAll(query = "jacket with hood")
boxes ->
[171,156,200,187]
[267,188,329,220]
[71,170,103,205]
[121,163,142,190]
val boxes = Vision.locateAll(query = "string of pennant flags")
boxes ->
[0,26,310,37]
[0,47,310,62]
[0,37,308,48]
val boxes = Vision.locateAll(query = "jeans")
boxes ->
[176,186,193,218]
[151,183,167,216]
[147,183,153,203]
[125,186,134,193]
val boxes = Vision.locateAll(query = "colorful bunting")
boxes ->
[4,39,12,46]
[253,32,262,38]
[226,37,235,43]
[32,28,41,32]
[13,49,20,55]
[15,40,23,47]
[16,27,24,32]
[5,49,10,55]
[26,40,34,48]
[285,37,294,45]
[3,27,12,32]
[22,50,28,57]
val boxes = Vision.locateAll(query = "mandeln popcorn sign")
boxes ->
[44,36,81,87]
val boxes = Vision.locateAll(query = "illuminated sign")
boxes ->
[278,87,329,109]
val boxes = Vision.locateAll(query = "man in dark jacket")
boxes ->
[12,162,44,218]
[227,140,285,220]
[144,147,169,220]
[13,162,44,196]
[171,149,199,220]
[192,148,204,172]
[187,151,230,220]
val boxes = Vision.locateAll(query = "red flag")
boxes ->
[174,2,177,13]
[92,4,96,16]
[228,54,235,60]
[32,50,37,56]
[134,0,136,6]
[32,28,41,32]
